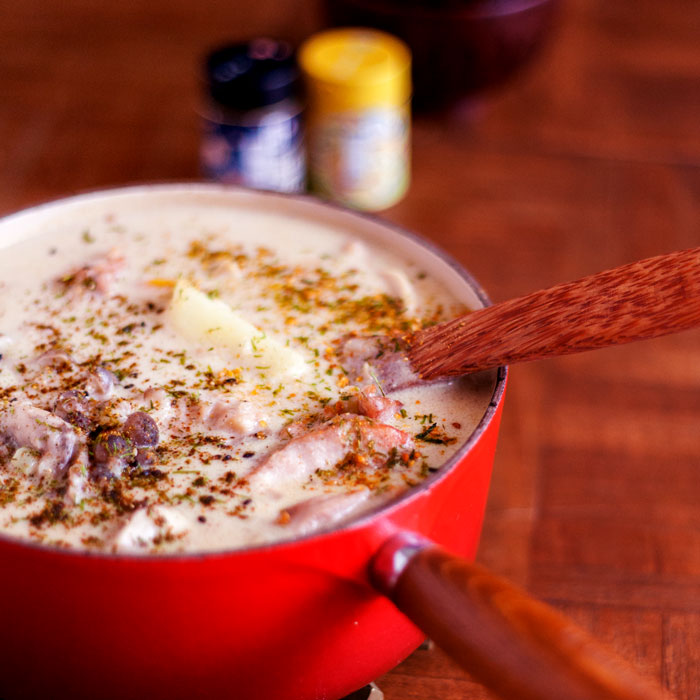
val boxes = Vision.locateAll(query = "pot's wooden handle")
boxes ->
[410,246,700,378]
[371,537,674,700]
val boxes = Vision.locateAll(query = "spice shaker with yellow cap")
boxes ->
[299,28,411,211]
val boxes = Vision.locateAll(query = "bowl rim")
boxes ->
[0,182,508,562]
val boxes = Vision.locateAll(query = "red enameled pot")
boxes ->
[0,185,507,700]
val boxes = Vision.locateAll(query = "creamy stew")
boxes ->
[0,188,494,554]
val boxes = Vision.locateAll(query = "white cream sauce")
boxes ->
[0,188,495,554]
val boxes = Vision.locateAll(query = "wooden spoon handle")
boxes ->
[371,536,674,700]
[410,247,700,379]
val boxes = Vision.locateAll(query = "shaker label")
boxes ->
[309,107,409,210]
[201,114,305,193]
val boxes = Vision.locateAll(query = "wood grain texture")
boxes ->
[409,247,700,378]
[391,547,673,700]
[1,0,699,698]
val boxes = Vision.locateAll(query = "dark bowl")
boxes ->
[325,0,560,112]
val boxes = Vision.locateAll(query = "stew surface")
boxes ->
[0,190,494,553]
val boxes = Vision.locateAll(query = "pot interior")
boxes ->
[0,184,504,558]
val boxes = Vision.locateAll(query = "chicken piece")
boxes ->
[277,490,374,537]
[113,505,190,551]
[199,396,265,436]
[142,387,174,425]
[35,349,77,371]
[8,446,39,472]
[248,414,413,495]
[203,253,242,279]
[0,334,13,356]
[357,385,403,423]
[310,385,401,425]
[337,335,418,393]
[0,400,79,478]
[341,239,368,259]
[64,448,92,505]
[59,249,125,296]
[0,433,16,463]
[380,268,417,315]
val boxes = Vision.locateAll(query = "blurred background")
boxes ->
[1,1,699,698]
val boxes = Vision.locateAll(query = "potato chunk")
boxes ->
[167,280,307,377]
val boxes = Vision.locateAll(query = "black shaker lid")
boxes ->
[205,38,300,110]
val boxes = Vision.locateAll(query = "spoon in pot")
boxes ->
[339,247,700,388]
[361,249,700,700]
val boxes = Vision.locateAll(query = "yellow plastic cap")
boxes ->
[299,28,411,111]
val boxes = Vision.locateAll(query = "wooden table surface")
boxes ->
[1,1,699,699]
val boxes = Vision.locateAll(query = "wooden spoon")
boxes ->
[362,248,699,700]
[408,246,700,380]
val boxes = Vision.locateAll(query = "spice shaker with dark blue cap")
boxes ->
[200,38,306,192]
